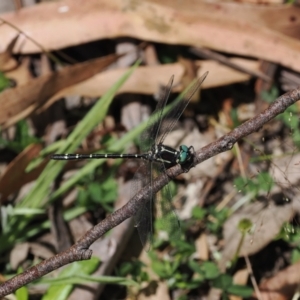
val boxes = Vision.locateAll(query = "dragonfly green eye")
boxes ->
[179,145,190,164]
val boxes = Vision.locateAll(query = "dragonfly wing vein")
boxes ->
[132,163,153,249]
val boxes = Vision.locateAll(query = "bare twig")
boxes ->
[0,86,300,297]
[0,17,63,65]
[190,47,271,82]
[245,255,262,300]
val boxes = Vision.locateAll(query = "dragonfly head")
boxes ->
[178,145,193,164]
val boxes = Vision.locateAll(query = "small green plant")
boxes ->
[193,206,230,236]
[261,85,279,104]
[153,181,180,247]
[116,202,253,299]
[212,274,253,299]
[276,222,300,263]
[117,260,149,284]
[145,243,252,298]
[77,176,118,211]
[234,171,274,199]
[191,206,206,220]
[188,260,220,281]
[0,120,40,153]
[230,218,253,268]
[33,257,136,300]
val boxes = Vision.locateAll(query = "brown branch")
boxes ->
[0,86,300,296]
[190,47,271,83]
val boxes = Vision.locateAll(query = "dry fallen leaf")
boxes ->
[0,53,120,128]
[258,260,300,300]
[0,144,46,203]
[0,34,18,72]
[5,56,32,86]
[0,1,299,72]
[9,242,29,270]
[219,201,295,271]
[46,58,260,109]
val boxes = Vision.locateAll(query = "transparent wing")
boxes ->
[132,162,181,249]
[155,164,181,243]
[158,71,208,144]
[139,76,174,153]
[132,162,153,250]
[132,73,207,248]
[133,77,175,249]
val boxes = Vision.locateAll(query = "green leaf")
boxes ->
[234,171,274,197]
[82,178,118,210]
[171,239,195,255]
[88,182,103,203]
[292,129,300,147]
[100,178,118,204]
[188,260,204,278]
[0,120,40,153]
[117,260,146,282]
[227,284,253,297]
[257,172,273,192]
[234,176,248,192]
[41,274,137,287]
[212,274,233,290]
[152,260,169,278]
[41,257,100,300]
[206,206,230,235]
[177,295,188,300]
[118,261,135,276]
[192,207,206,220]
[170,259,180,274]
[261,86,278,103]
[77,188,90,207]
[151,254,179,280]
[188,260,220,280]
[176,278,203,290]
[200,261,220,279]
[15,285,28,300]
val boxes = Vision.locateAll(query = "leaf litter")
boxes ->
[0,0,300,299]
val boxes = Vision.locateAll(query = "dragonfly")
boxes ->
[51,71,208,249]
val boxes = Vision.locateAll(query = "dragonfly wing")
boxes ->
[158,71,208,144]
[154,164,181,243]
[132,162,153,250]
[156,181,181,242]
[139,76,174,153]
[134,196,153,251]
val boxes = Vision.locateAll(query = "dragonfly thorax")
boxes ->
[146,143,193,167]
